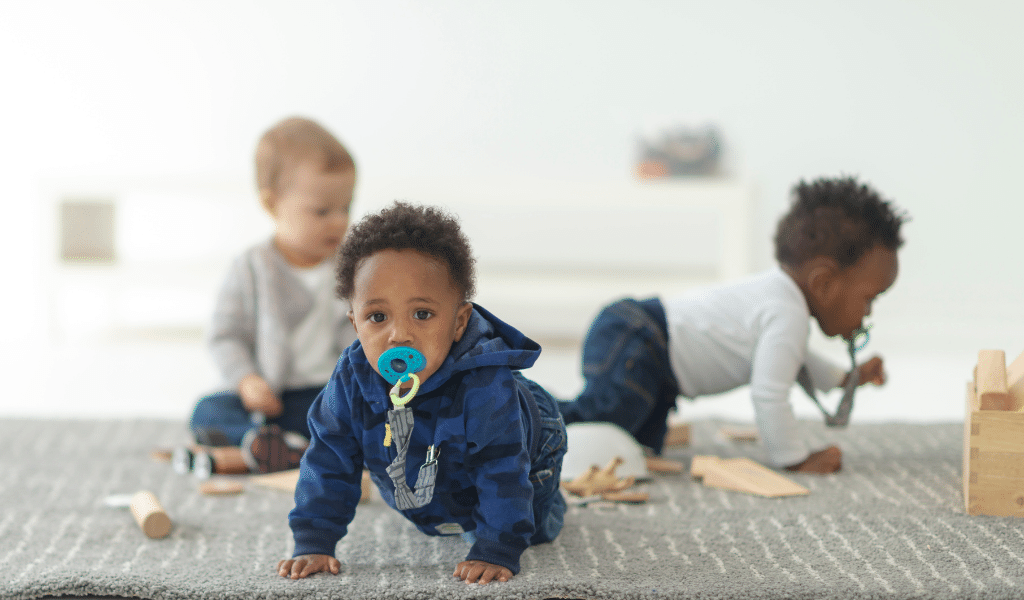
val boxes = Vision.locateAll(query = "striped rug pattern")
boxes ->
[2,417,1023,600]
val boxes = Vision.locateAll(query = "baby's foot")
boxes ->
[785,445,842,474]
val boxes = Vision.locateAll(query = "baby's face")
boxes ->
[348,249,472,389]
[816,245,899,339]
[270,162,355,267]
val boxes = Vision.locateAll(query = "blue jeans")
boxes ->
[558,298,679,454]
[528,388,568,545]
[188,385,323,446]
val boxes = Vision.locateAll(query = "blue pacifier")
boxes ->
[378,347,426,407]
[377,346,427,385]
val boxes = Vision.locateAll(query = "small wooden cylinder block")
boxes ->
[130,491,172,539]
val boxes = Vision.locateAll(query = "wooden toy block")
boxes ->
[1007,350,1024,411]
[250,469,375,502]
[664,422,691,447]
[976,350,1011,410]
[718,426,759,442]
[249,469,300,492]
[690,455,720,478]
[692,456,809,498]
[645,456,685,474]
[963,354,1024,517]
[130,491,172,539]
[563,457,636,498]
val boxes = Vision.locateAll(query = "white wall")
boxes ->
[1,1,1022,418]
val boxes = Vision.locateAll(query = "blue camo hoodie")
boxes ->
[289,303,554,574]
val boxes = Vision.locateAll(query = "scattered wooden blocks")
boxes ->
[563,456,651,505]
[963,349,1024,517]
[690,455,809,498]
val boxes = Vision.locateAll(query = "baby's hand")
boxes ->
[239,374,284,418]
[854,356,885,386]
[277,554,340,579]
[785,445,842,474]
[453,560,513,585]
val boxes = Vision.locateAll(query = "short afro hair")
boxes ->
[337,201,476,301]
[774,176,908,269]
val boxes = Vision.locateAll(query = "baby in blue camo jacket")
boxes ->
[279,201,567,585]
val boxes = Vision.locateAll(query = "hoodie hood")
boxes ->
[346,303,541,413]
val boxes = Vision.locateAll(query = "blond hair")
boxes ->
[254,117,355,197]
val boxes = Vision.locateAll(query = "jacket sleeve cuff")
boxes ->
[291,527,342,558]
[465,536,524,575]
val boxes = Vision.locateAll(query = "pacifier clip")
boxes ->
[376,346,438,510]
[797,325,871,428]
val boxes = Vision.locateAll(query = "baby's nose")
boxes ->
[387,321,412,343]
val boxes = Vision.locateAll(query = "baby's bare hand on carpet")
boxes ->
[453,560,513,584]
[278,554,340,579]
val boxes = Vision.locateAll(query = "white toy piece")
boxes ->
[561,422,650,481]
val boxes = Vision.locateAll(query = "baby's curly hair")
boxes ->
[774,176,908,269]
[337,201,476,301]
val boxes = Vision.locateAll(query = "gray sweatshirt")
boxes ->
[208,238,356,395]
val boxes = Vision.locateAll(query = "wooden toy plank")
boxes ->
[1007,350,1024,411]
[690,455,720,478]
[249,469,300,492]
[251,469,375,502]
[977,350,1011,411]
[645,456,685,474]
[718,426,759,442]
[700,457,809,498]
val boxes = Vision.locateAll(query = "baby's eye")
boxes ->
[413,310,432,320]
[368,312,386,323]
[315,208,330,217]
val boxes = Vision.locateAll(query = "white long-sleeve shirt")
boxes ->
[663,267,846,467]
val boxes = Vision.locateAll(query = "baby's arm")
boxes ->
[209,256,284,416]
[278,554,340,579]
[238,373,283,417]
[453,560,513,585]
[284,380,364,573]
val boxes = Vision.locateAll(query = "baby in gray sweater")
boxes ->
[180,117,357,477]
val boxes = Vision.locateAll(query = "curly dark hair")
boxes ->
[337,201,476,301]
[774,176,908,269]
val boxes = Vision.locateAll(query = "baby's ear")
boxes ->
[805,256,842,306]
[259,189,277,215]
[452,302,473,342]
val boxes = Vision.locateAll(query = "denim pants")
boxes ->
[528,388,568,545]
[188,385,324,445]
[558,298,679,454]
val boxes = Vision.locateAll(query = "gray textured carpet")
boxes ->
[2,417,1022,600]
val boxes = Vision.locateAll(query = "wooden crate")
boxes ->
[963,350,1024,516]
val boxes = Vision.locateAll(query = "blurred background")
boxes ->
[1,1,1021,425]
